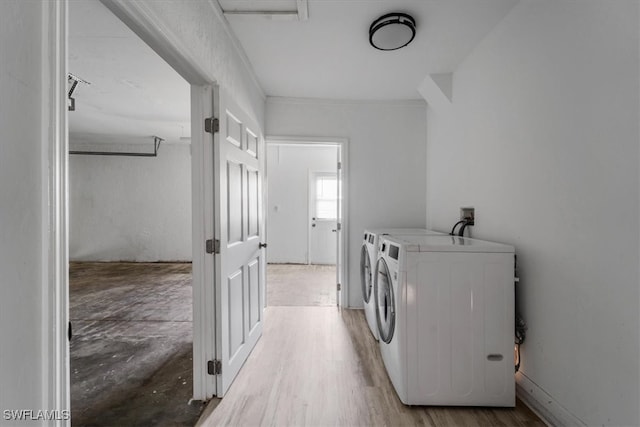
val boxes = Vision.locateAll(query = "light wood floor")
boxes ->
[197,306,543,427]
[267,264,337,307]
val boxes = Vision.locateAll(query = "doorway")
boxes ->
[265,139,347,307]
[67,1,200,424]
[47,0,268,417]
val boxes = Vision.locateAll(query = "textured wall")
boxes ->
[69,144,192,262]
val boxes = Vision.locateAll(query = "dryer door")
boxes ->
[375,257,395,344]
[360,244,373,303]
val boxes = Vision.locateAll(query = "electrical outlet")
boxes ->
[460,207,475,225]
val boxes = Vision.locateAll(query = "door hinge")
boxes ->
[207,360,222,375]
[206,239,220,254]
[205,117,219,134]
[337,283,341,291]
[336,223,342,231]
[337,161,342,170]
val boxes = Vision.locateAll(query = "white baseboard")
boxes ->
[516,372,586,426]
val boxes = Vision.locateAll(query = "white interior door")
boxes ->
[213,85,265,396]
[309,171,337,265]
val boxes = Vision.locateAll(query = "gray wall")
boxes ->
[424,1,639,425]
[69,144,192,261]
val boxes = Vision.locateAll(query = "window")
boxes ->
[315,174,337,220]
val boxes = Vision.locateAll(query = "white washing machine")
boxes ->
[360,228,444,340]
[375,234,515,406]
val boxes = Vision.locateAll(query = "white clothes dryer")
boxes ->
[360,228,443,340]
[375,234,515,406]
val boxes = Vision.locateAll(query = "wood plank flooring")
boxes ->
[197,306,544,426]
[267,264,337,306]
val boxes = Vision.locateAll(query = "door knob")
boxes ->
[311,224,316,227]
[259,242,268,249]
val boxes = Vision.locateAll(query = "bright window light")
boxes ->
[315,175,337,219]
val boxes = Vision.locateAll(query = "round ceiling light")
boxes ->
[369,12,416,51]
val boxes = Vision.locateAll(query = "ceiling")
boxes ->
[220,0,519,100]
[68,0,190,146]
[67,0,518,145]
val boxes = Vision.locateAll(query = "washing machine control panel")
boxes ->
[388,244,399,260]
[379,238,400,280]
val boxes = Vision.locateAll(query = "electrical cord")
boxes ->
[451,217,474,237]
[458,220,470,237]
[449,220,466,236]
[514,314,527,373]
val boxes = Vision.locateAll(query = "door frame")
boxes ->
[43,0,69,419]
[265,136,349,307]
[45,0,238,416]
[191,85,218,399]
[90,0,222,401]
[86,0,220,402]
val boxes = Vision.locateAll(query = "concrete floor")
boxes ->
[69,262,205,426]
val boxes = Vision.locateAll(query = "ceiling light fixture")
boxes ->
[369,12,416,51]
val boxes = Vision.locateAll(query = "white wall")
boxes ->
[424,1,639,425]
[266,144,337,264]
[69,144,191,262]
[0,1,46,420]
[266,98,428,307]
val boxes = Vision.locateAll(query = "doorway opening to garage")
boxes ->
[67,1,202,425]
[265,138,347,307]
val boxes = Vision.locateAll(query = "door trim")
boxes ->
[191,85,218,399]
[43,0,70,422]
[265,136,349,307]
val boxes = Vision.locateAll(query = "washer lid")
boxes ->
[365,228,445,237]
[382,235,515,253]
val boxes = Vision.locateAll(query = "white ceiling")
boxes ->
[68,0,190,145]
[221,0,519,100]
[67,0,518,145]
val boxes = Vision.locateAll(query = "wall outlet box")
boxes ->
[460,207,475,225]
